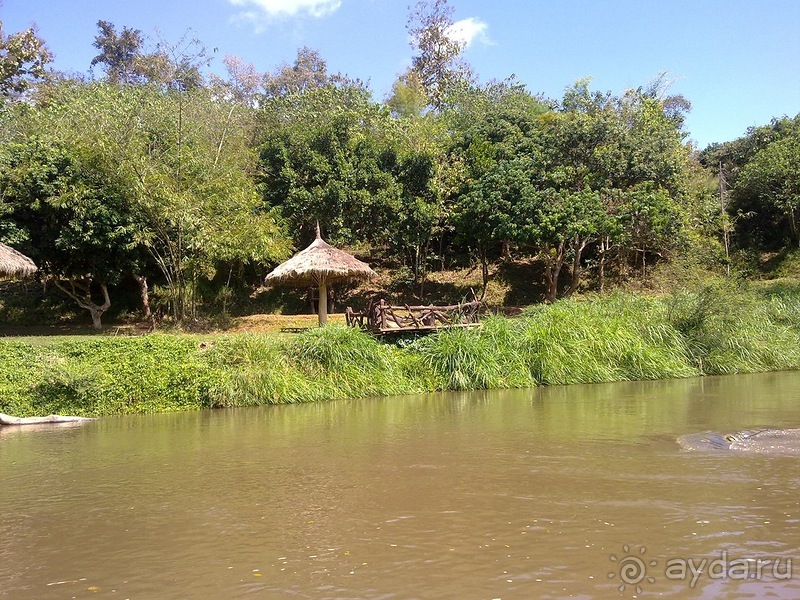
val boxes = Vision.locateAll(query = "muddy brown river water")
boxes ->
[1,372,799,599]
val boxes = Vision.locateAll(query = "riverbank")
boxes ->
[2,283,800,418]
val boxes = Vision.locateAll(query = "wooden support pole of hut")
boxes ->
[318,277,328,326]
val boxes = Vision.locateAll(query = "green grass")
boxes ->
[3,284,800,417]
[664,281,800,375]
[519,293,698,384]
[411,316,536,390]
[205,327,425,406]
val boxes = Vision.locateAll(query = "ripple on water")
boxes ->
[678,428,800,455]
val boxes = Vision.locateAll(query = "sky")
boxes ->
[3,0,799,149]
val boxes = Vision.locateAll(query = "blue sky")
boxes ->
[3,0,799,149]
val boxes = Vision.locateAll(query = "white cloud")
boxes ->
[445,17,490,48]
[229,0,342,21]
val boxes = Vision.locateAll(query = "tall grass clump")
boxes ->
[207,327,424,406]
[289,326,422,399]
[759,281,800,327]
[203,334,322,406]
[664,282,800,374]
[519,294,697,385]
[412,316,536,390]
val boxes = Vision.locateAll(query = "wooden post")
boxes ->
[318,279,328,327]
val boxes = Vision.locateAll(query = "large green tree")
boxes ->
[262,47,337,98]
[0,136,142,327]
[445,78,690,300]
[259,84,403,245]
[445,80,550,293]
[90,20,147,85]
[8,79,289,321]
[734,126,800,246]
[704,116,800,250]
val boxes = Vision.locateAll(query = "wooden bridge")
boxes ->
[345,298,482,336]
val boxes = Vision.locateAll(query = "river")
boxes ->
[1,372,799,599]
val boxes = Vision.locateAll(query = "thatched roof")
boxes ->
[0,242,37,279]
[265,228,376,287]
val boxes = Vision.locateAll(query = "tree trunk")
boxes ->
[479,245,489,300]
[133,275,152,319]
[598,237,608,293]
[564,236,589,299]
[640,249,647,278]
[54,278,111,330]
[542,241,565,304]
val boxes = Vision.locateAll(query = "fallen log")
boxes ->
[0,413,96,426]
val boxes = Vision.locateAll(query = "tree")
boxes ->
[534,82,689,287]
[735,129,800,246]
[454,157,535,293]
[523,188,610,302]
[90,20,146,85]
[258,84,404,246]
[0,136,142,327]
[262,47,340,98]
[387,139,443,289]
[258,81,446,294]
[444,78,690,300]
[209,55,263,106]
[91,21,207,91]
[11,78,290,322]
[386,70,427,118]
[704,116,800,251]
[444,80,550,293]
[406,0,473,109]
[613,185,685,277]
[115,84,289,319]
[0,21,52,99]
[385,83,449,289]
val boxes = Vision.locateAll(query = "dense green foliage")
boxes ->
[0,6,798,329]
[3,286,800,418]
[701,115,800,252]
[0,335,217,416]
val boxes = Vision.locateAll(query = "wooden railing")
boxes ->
[346,298,482,335]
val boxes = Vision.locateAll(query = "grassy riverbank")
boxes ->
[2,283,800,418]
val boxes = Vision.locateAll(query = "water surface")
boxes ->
[2,372,799,599]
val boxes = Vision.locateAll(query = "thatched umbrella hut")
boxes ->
[0,242,37,279]
[265,225,376,326]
